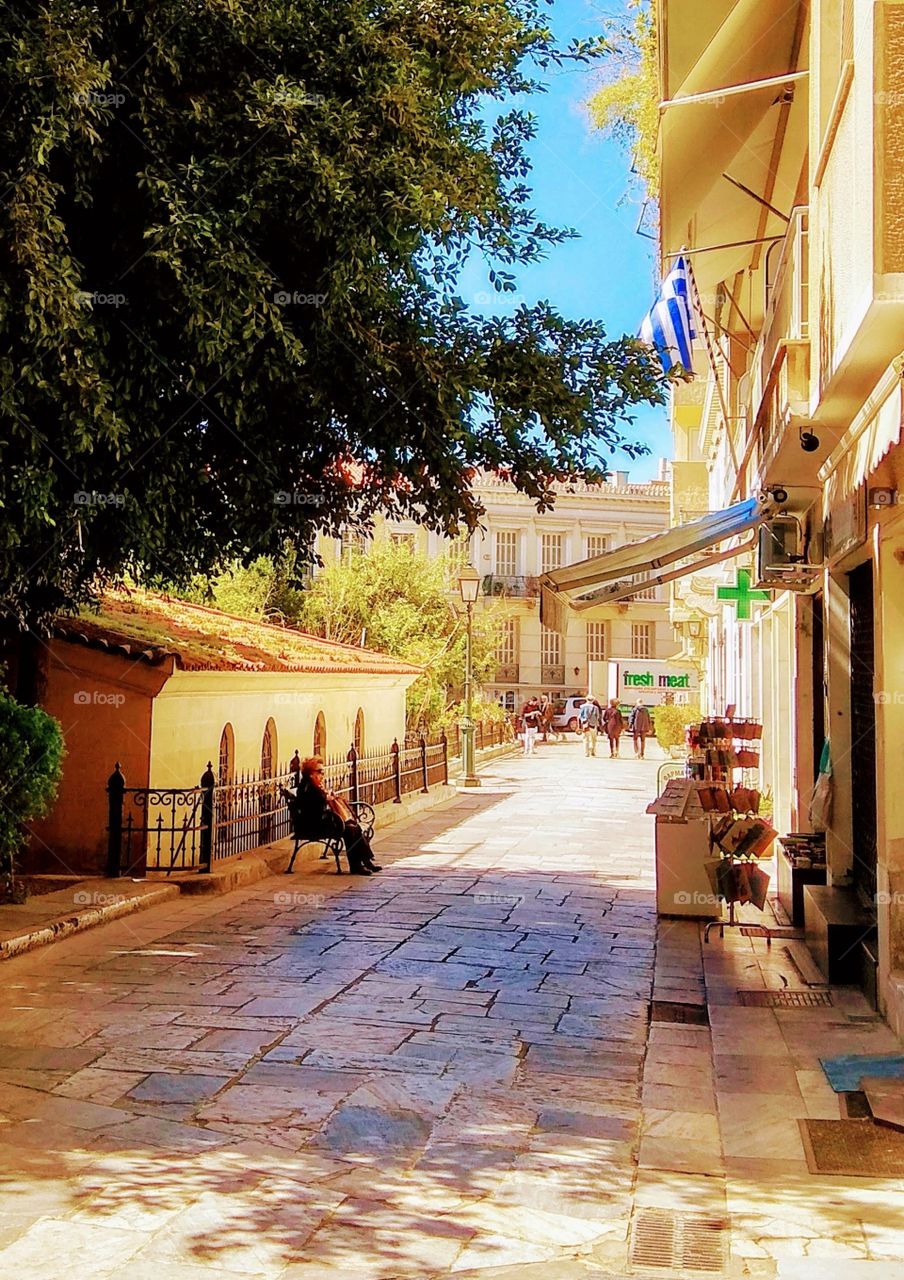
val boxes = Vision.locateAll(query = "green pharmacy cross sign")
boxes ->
[717,568,771,620]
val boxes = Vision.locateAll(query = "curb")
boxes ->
[0,882,181,962]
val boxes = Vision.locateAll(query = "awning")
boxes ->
[659,0,808,313]
[821,368,904,515]
[539,499,768,631]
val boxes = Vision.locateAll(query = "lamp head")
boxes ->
[458,564,481,605]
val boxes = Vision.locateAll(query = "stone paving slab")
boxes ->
[1,743,904,1276]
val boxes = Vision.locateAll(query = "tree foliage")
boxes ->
[178,543,307,625]
[0,690,64,899]
[295,541,504,728]
[652,702,701,752]
[0,0,665,633]
[587,0,660,196]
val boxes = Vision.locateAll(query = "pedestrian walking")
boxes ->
[538,693,552,742]
[578,695,601,756]
[521,696,541,755]
[603,698,626,758]
[628,700,653,758]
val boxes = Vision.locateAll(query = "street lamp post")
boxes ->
[457,564,482,788]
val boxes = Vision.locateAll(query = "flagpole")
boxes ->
[684,255,742,485]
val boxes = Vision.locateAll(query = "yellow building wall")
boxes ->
[148,672,413,788]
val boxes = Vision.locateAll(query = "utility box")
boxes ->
[647,779,719,919]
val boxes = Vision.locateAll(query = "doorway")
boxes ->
[848,563,877,907]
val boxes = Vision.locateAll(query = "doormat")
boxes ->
[629,1208,729,1273]
[820,1054,904,1092]
[737,989,833,1008]
[800,1118,904,1176]
[650,1000,709,1026]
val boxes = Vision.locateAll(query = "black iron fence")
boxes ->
[107,721,515,876]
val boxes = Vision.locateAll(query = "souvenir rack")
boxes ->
[685,717,777,945]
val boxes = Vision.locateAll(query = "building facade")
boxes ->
[317,466,679,708]
[29,590,419,875]
[656,0,904,1030]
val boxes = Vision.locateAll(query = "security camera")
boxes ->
[799,430,820,453]
[759,486,788,506]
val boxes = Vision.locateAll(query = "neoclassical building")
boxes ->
[317,465,679,708]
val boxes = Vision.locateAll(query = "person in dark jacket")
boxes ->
[603,699,626,758]
[628,700,653,758]
[282,757,380,874]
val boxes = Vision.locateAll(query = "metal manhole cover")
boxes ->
[630,1209,729,1273]
[650,1000,709,1025]
[737,989,833,1008]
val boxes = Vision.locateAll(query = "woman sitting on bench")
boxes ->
[285,757,381,876]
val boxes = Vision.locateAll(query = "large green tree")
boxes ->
[296,540,502,728]
[0,0,665,651]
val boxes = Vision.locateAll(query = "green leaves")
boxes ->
[0,690,64,895]
[294,540,504,728]
[0,0,665,631]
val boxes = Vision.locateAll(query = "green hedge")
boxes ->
[0,691,64,901]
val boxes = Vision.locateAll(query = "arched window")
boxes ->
[354,708,365,754]
[218,723,235,785]
[261,717,277,779]
[313,711,327,758]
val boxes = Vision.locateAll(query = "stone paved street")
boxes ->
[2,743,904,1279]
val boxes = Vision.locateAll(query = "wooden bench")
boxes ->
[284,800,376,875]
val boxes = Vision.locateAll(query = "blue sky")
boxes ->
[458,0,671,480]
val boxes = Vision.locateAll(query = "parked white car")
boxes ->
[550,696,588,733]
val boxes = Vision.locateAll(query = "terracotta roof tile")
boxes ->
[55,589,422,677]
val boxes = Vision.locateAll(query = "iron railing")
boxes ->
[482,574,540,598]
[107,734,461,876]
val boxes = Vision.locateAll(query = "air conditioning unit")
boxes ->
[756,516,823,592]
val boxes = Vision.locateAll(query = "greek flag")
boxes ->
[640,255,696,373]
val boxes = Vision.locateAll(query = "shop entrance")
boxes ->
[848,563,878,907]
[811,594,825,784]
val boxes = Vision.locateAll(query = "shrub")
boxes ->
[0,690,65,901]
[652,703,702,752]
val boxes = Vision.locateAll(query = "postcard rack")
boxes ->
[685,717,778,945]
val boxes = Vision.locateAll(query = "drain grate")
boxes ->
[629,1209,729,1273]
[650,1000,709,1025]
[737,989,833,1008]
[842,1090,871,1118]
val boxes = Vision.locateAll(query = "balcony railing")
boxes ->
[482,574,540,598]
[540,664,565,685]
[495,662,520,683]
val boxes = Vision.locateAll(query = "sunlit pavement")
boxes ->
[1,741,903,1278]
